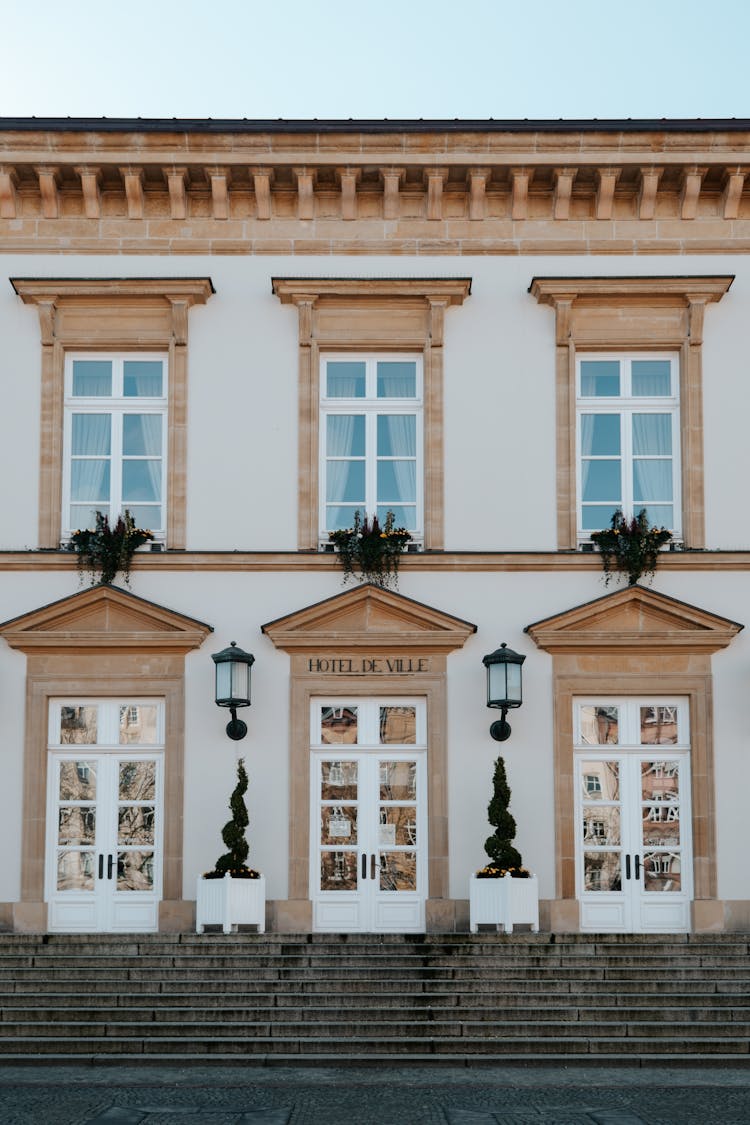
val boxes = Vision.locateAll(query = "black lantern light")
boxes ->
[212,641,255,740]
[482,643,525,741]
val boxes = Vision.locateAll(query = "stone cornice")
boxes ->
[2,550,750,573]
[1,125,749,234]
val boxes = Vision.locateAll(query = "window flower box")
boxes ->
[469,873,539,934]
[196,873,265,934]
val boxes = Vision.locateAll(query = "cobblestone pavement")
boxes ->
[2,1065,750,1125]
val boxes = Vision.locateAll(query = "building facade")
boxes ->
[0,117,748,935]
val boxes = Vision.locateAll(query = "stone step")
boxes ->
[0,1034,744,1057]
[6,1002,748,1024]
[3,952,749,970]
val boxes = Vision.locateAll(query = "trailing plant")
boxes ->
[204,758,260,880]
[476,755,530,879]
[67,509,154,586]
[328,509,412,588]
[590,508,672,586]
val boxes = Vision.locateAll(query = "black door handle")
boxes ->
[361,852,366,880]
[634,854,641,881]
[625,854,631,880]
[107,854,114,880]
[370,854,377,881]
[98,854,104,880]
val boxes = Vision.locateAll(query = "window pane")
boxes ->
[119,760,156,800]
[638,504,673,528]
[632,360,672,397]
[321,760,358,800]
[632,414,672,455]
[59,806,96,846]
[583,851,621,891]
[642,807,680,847]
[119,705,159,745]
[379,759,417,799]
[118,806,155,846]
[72,414,111,456]
[643,852,681,892]
[123,460,161,503]
[322,806,358,845]
[379,851,416,891]
[579,705,619,745]
[642,760,680,803]
[379,707,416,745]
[123,504,160,530]
[580,414,620,456]
[326,461,365,503]
[321,706,358,744]
[581,504,619,530]
[377,415,416,456]
[327,415,365,456]
[117,850,154,891]
[376,505,416,530]
[123,361,163,397]
[377,461,416,503]
[377,361,417,398]
[580,360,620,397]
[71,460,110,502]
[633,460,673,502]
[326,362,366,398]
[72,360,112,397]
[123,415,162,456]
[583,806,620,845]
[581,460,621,502]
[70,504,109,530]
[320,851,358,890]
[380,807,417,846]
[57,851,95,892]
[59,760,97,799]
[326,505,360,530]
[60,705,98,746]
[641,708,679,746]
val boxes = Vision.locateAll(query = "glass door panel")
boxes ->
[311,699,426,933]
[575,698,691,933]
[46,700,164,933]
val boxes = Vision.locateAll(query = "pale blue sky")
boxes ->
[1,0,749,121]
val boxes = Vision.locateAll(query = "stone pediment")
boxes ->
[0,584,213,654]
[525,585,743,655]
[262,583,476,653]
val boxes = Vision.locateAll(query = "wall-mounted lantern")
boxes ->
[212,641,255,741]
[482,643,525,742]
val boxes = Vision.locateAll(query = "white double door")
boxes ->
[575,698,692,933]
[310,698,427,933]
[45,700,164,933]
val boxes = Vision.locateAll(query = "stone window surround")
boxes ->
[525,585,743,933]
[271,277,472,552]
[261,583,476,933]
[529,275,734,551]
[10,277,214,550]
[0,584,212,934]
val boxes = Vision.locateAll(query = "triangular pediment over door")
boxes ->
[525,584,742,655]
[0,583,213,655]
[262,582,477,654]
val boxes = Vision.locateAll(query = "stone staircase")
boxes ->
[0,932,749,1065]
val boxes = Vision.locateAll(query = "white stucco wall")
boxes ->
[1,251,748,553]
[0,249,748,919]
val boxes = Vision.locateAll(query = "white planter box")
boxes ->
[469,873,539,934]
[196,874,266,934]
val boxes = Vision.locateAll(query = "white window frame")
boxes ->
[319,353,424,546]
[62,352,168,542]
[576,352,681,543]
